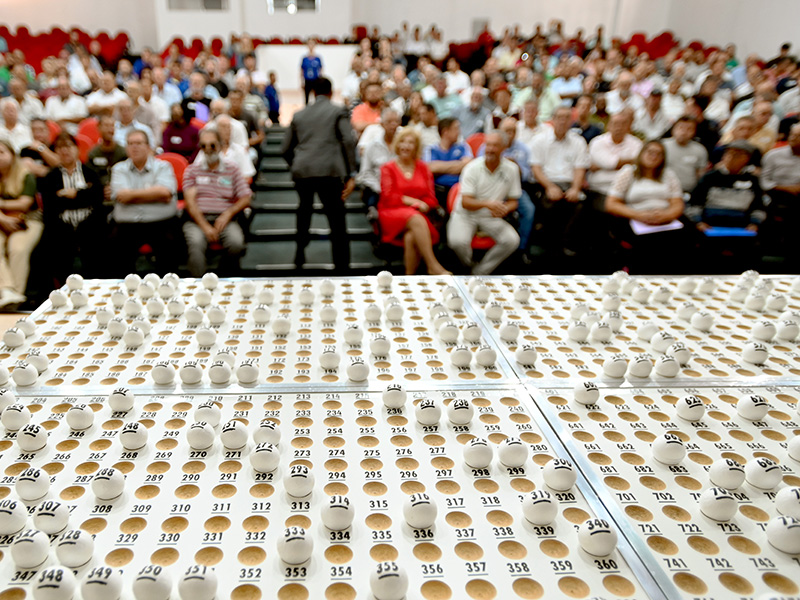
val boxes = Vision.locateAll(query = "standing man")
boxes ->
[282,77,356,272]
[300,39,323,105]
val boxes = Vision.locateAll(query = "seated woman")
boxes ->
[0,140,43,309]
[162,104,200,161]
[605,140,687,273]
[379,128,450,275]
[39,132,106,283]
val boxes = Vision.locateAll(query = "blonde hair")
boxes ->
[391,127,422,160]
[0,140,30,199]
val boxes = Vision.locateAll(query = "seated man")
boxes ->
[114,97,156,148]
[20,118,60,179]
[663,116,709,194]
[760,123,800,261]
[587,109,643,202]
[110,129,179,275]
[529,106,590,255]
[351,82,383,137]
[86,71,127,116]
[454,87,491,139]
[88,115,128,206]
[713,115,762,170]
[424,117,472,206]
[357,108,401,220]
[196,115,255,181]
[0,102,32,153]
[633,89,673,140]
[413,103,440,149]
[571,94,604,144]
[44,77,88,135]
[183,129,252,277]
[448,132,520,275]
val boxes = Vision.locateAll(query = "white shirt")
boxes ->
[2,95,44,126]
[86,88,127,110]
[412,123,440,150]
[140,95,170,124]
[357,123,388,153]
[516,121,548,148]
[445,70,471,95]
[587,133,643,194]
[455,156,522,212]
[633,108,673,140]
[45,95,89,135]
[605,89,645,115]
[0,123,33,153]
[114,121,155,148]
[778,87,800,117]
[661,93,686,123]
[237,68,267,88]
[195,144,255,179]
[529,128,590,185]
[203,118,248,149]
[704,93,731,124]
[342,71,363,104]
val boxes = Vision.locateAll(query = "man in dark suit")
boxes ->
[282,77,356,272]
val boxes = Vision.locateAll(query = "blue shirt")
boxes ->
[265,85,280,112]
[423,142,473,187]
[301,56,323,81]
[478,140,531,182]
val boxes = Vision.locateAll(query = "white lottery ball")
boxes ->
[33,566,77,600]
[463,437,493,468]
[346,357,369,382]
[742,341,769,365]
[370,562,410,600]
[66,273,84,290]
[675,395,705,421]
[298,287,315,305]
[676,301,698,321]
[499,322,520,342]
[33,500,70,534]
[56,528,94,567]
[239,281,256,298]
[438,321,460,343]
[49,288,68,307]
[185,305,204,325]
[767,516,800,554]
[277,526,314,565]
[737,394,770,421]
[96,306,114,326]
[627,354,653,378]
[194,288,212,307]
[124,273,141,291]
[3,327,25,348]
[123,297,143,317]
[133,565,172,600]
[498,436,529,467]
[473,284,491,302]
[485,302,503,320]
[284,464,314,497]
[655,355,680,377]
[65,403,94,430]
[382,384,406,408]
[250,442,280,473]
[444,292,463,311]
[167,299,185,317]
[776,487,800,520]
[11,361,38,386]
[432,311,451,329]
[0,499,27,534]
[415,399,441,425]
[236,359,260,385]
[605,311,622,332]
[385,302,404,321]
[108,388,135,412]
[590,321,613,342]
[651,432,686,465]
[214,349,236,367]
[206,305,226,326]
[319,348,341,370]
[632,284,650,303]
[699,487,738,521]
[767,293,787,311]
[187,422,215,450]
[450,345,472,368]
[220,419,248,449]
[582,310,600,326]
[790,436,800,462]
[753,320,777,342]
[151,362,176,385]
[319,305,337,323]
[253,419,280,446]
[120,422,148,450]
[0,365,8,386]
[570,303,590,320]
[195,401,221,427]
[515,344,538,365]
[2,403,31,430]
[745,292,766,312]
[13,317,34,338]
[146,297,165,317]
[180,361,204,385]
[730,284,751,302]
[271,316,291,336]
[82,567,123,600]
[370,334,390,356]
[521,490,559,525]
[794,277,800,293]
[208,361,231,385]
[578,518,617,556]
[322,495,354,531]
[157,281,176,299]
[69,289,88,308]
[178,565,217,600]
[650,331,675,353]
[404,492,437,529]
[447,398,474,424]
[636,322,660,342]
[603,277,621,293]
[475,344,497,367]
[745,457,782,489]
[574,382,599,405]
[602,354,628,378]
[17,423,47,452]
[677,278,697,294]
[319,279,335,296]
[777,320,800,341]
[0,388,14,411]
[602,293,621,311]
[201,271,219,289]
[143,273,161,287]
[343,324,363,345]
[376,270,393,287]
[123,326,145,348]
[92,467,125,500]
[253,304,271,325]
[257,287,274,305]
[698,277,716,294]
[11,528,49,568]
[667,342,691,365]
[25,346,51,370]
[462,321,482,343]
[514,286,531,302]
[365,303,382,322]
[428,302,446,318]
[709,459,746,490]
[781,310,800,324]
[137,281,155,299]
[652,286,671,303]
[543,458,577,491]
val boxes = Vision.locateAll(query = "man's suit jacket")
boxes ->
[282,96,356,180]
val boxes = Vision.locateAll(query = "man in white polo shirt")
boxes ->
[448,132,520,275]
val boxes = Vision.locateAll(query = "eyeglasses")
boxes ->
[200,143,219,150]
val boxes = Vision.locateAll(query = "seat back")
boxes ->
[77,118,101,145]
[74,133,94,163]
[157,152,190,193]
[466,133,485,157]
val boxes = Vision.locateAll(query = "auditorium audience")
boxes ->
[114,97,155,148]
[454,87,490,139]
[162,104,200,161]
[587,109,643,199]
[44,78,88,135]
[760,123,800,260]
[358,108,400,219]
[0,102,32,153]
[86,71,126,115]
[87,114,127,204]
[20,119,60,179]
[663,116,708,193]
[424,117,473,206]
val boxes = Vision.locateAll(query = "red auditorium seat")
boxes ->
[188,38,204,59]
[77,118,101,145]
[446,183,496,251]
[465,133,485,157]
[210,38,224,56]
[74,133,94,164]
[157,153,189,193]
[46,121,61,143]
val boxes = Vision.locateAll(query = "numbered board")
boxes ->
[529,383,800,599]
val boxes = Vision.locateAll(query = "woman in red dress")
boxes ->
[379,129,451,275]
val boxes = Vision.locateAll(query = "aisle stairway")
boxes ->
[240,127,388,274]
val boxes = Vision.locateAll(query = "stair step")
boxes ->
[261,157,289,172]
[250,212,373,237]
[241,240,384,271]
[251,190,366,211]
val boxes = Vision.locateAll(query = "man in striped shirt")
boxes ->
[183,129,252,277]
